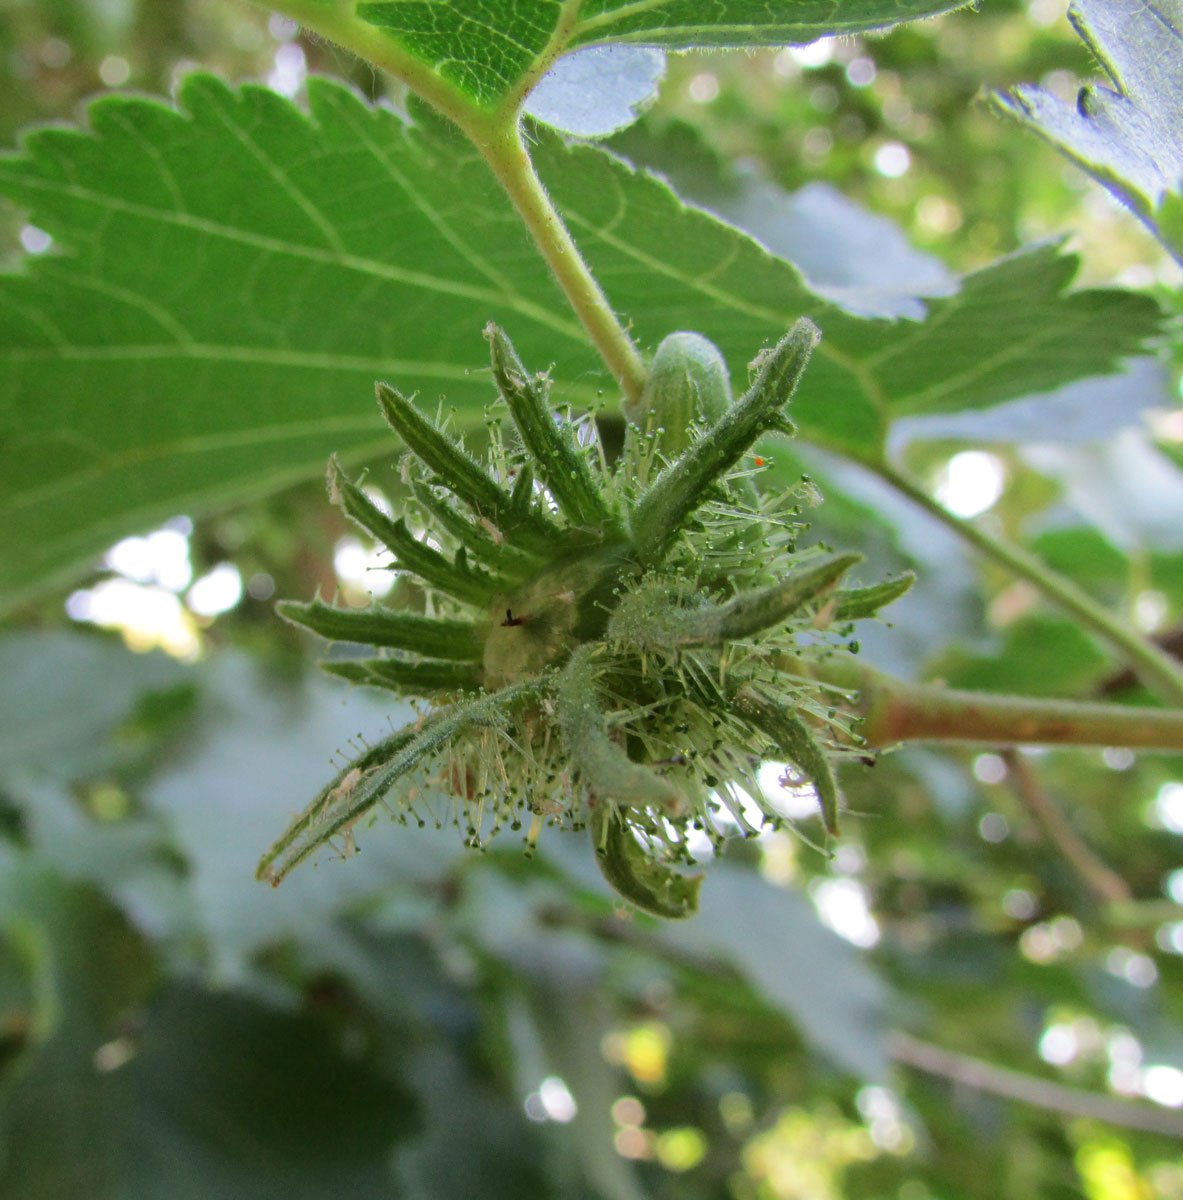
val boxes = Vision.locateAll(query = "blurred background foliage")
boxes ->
[3,1,1183,1197]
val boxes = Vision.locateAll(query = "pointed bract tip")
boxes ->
[325,454,346,504]
[789,315,822,347]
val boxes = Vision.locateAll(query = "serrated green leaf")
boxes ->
[346,0,966,111]
[992,0,1183,261]
[607,122,957,320]
[534,143,1159,457]
[0,75,1157,611]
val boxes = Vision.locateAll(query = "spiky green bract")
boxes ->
[734,685,843,836]
[321,658,482,696]
[591,805,703,920]
[410,481,539,579]
[329,456,501,606]
[375,382,563,557]
[331,460,499,606]
[486,323,619,534]
[258,683,542,885]
[508,461,535,520]
[832,574,917,622]
[630,319,820,567]
[609,553,862,651]
[556,645,684,813]
[277,598,485,660]
[259,722,420,887]
[269,324,911,915]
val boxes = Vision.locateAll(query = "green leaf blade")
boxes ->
[345,0,969,111]
[354,0,551,109]
[0,77,1159,610]
[572,0,963,47]
[992,0,1183,260]
[0,75,574,610]
[532,135,1162,454]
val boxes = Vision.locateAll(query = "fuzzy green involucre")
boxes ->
[623,331,732,471]
[263,321,913,916]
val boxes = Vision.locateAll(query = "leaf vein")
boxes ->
[204,88,349,256]
[0,174,585,341]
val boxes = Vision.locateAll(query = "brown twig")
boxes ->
[1001,749,1132,905]
[889,1032,1183,1139]
[795,653,1183,753]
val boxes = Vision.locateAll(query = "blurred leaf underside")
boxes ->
[993,0,1183,260]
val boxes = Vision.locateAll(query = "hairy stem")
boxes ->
[477,125,647,401]
[868,460,1183,706]
[796,654,1183,752]
[861,672,1183,751]
[253,0,646,402]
